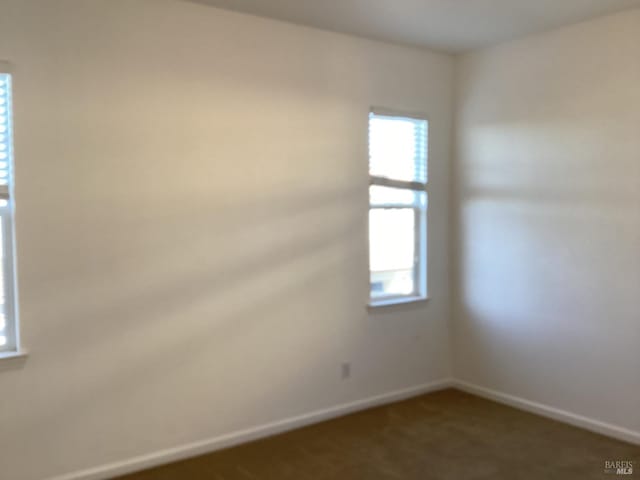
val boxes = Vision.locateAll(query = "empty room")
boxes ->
[0,0,638,479]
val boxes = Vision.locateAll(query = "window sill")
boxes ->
[367,296,429,310]
[0,349,28,367]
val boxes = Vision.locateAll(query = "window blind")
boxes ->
[368,112,428,185]
[0,73,11,196]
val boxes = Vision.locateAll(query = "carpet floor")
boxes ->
[115,389,639,479]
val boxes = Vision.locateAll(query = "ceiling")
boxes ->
[187,0,640,52]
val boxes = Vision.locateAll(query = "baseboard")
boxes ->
[46,377,638,480]
[49,378,454,480]
[452,380,640,446]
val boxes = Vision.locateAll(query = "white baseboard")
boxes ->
[49,379,454,480]
[46,377,639,480]
[453,380,640,446]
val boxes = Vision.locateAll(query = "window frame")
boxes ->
[0,62,20,357]
[367,108,429,308]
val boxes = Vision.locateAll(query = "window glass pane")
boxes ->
[369,113,428,184]
[0,72,14,351]
[369,208,416,297]
[0,216,5,347]
[0,214,4,304]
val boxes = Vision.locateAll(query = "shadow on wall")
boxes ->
[454,125,640,396]
[11,185,368,441]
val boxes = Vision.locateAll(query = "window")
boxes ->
[0,68,18,354]
[368,110,428,306]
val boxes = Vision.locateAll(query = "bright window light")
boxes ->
[0,69,18,353]
[368,111,428,305]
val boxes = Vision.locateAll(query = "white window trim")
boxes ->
[367,107,429,308]
[0,61,21,359]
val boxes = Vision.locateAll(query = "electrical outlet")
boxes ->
[341,362,351,379]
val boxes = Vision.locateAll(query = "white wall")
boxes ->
[0,1,454,479]
[454,9,640,436]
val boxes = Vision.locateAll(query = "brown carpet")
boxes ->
[115,389,639,480]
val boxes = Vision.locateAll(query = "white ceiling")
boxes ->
[187,0,640,52]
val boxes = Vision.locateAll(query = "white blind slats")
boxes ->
[0,73,11,193]
[368,113,428,186]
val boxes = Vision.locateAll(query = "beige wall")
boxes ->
[454,9,640,434]
[6,1,637,478]
[0,1,454,479]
